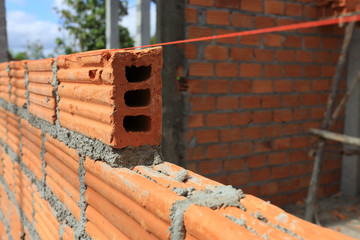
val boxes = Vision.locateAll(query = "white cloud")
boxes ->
[7,0,26,6]
[52,0,73,14]
[6,10,64,56]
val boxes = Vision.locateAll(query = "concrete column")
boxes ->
[136,0,150,47]
[157,0,185,165]
[341,28,360,196]
[106,0,119,49]
[0,0,8,62]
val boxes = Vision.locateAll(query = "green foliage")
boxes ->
[54,0,134,54]
[13,51,28,60]
[150,35,156,44]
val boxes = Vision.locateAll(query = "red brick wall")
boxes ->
[183,0,345,205]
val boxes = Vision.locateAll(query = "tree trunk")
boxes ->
[0,0,9,62]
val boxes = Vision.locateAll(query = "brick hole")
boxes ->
[123,115,151,132]
[89,69,97,79]
[124,89,151,107]
[125,65,151,83]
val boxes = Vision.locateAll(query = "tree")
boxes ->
[10,40,50,60]
[25,40,46,60]
[54,0,134,54]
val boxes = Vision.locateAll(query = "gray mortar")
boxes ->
[169,200,192,240]
[59,223,65,240]
[174,168,188,182]
[152,151,163,165]
[40,129,47,197]
[248,209,303,239]
[189,186,246,211]
[52,59,60,127]
[250,211,268,223]
[275,212,289,224]
[224,215,269,240]
[24,63,30,108]
[30,184,35,224]
[172,186,195,197]
[169,185,247,240]
[17,116,23,165]
[267,222,304,240]
[76,155,88,239]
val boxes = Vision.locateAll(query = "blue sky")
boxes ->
[5,0,156,55]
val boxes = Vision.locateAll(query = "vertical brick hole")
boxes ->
[123,115,151,132]
[125,65,151,82]
[124,89,151,107]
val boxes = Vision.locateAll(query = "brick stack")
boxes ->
[184,0,346,205]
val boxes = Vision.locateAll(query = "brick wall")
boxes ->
[183,0,346,206]
[0,47,354,239]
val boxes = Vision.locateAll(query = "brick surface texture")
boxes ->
[183,0,346,206]
[0,45,354,239]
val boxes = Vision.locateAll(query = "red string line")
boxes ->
[75,13,360,56]
[121,13,360,50]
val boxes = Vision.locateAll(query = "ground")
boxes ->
[283,193,360,239]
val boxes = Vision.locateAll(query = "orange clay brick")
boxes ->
[57,47,162,148]
[9,61,26,107]
[241,0,262,12]
[45,166,81,221]
[85,206,128,240]
[0,184,11,223]
[0,106,6,140]
[184,205,262,239]
[206,10,230,25]
[33,189,60,240]
[3,152,15,192]
[241,195,355,240]
[84,157,183,224]
[85,186,158,239]
[14,163,33,222]
[63,225,75,240]
[0,62,9,102]
[0,221,5,238]
[27,58,56,123]
[21,119,42,180]
[85,168,170,239]
[6,111,20,155]
[10,201,24,240]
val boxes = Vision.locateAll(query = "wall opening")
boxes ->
[124,89,151,107]
[125,65,151,83]
[123,115,151,132]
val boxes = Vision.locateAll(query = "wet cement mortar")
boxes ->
[169,185,247,240]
